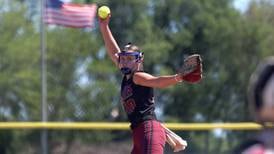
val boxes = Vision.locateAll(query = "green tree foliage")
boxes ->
[1,0,274,153]
[0,2,40,122]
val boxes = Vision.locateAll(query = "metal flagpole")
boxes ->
[40,0,48,154]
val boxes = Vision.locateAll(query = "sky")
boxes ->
[233,0,252,12]
[61,0,252,13]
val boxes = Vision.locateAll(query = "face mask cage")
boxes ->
[118,51,143,63]
[117,51,143,75]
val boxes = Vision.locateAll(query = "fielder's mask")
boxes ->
[118,51,143,75]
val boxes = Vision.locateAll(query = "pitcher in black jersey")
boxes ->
[99,14,197,154]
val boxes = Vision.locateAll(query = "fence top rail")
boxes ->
[0,122,273,130]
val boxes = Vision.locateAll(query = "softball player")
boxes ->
[99,14,201,154]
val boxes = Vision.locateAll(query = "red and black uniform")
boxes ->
[121,72,166,154]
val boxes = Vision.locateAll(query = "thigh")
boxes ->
[132,120,166,154]
[145,121,166,154]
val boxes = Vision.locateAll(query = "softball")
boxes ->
[98,6,110,19]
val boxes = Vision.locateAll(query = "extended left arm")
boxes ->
[133,72,182,88]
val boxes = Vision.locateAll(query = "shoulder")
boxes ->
[133,72,155,80]
[133,72,156,86]
[134,71,149,76]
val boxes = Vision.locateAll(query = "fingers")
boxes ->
[98,14,111,26]
[166,134,176,147]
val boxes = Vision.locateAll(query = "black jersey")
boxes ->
[120,73,156,129]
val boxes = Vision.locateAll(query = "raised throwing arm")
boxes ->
[99,15,120,66]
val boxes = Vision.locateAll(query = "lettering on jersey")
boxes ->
[121,84,133,100]
[122,98,136,114]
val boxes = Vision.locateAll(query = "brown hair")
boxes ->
[123,43,140,52]
[248,56,274,122]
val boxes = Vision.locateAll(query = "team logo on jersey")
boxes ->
[121,84,133,100]
[122,98,136,114]
[121,84,136,114]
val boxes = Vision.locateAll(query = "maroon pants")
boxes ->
[131,120,166,154]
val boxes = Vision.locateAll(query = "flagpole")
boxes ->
[40,0,48,154]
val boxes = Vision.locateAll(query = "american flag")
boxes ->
[44,0,97,28]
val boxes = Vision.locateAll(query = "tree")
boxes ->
[1,0,274,153]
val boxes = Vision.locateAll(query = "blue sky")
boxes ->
[233,0,252,12]
[61,0,252,13]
